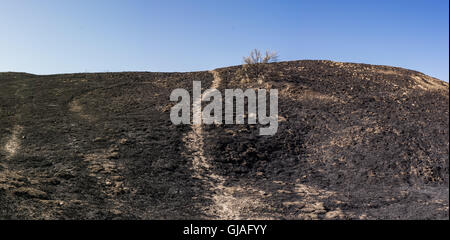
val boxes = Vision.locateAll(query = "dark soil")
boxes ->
[0,60,448,219]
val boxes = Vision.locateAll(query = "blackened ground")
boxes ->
[0,60,448,219]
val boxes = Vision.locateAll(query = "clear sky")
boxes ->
[1,0,448,81]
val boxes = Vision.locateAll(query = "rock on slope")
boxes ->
[0,60,448,219]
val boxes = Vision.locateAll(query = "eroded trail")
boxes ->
[3,125,23,160]
[183,70,272,219]
[2,81,26,160]
[68,96,131,215]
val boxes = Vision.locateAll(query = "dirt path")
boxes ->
[3,125,23,160]
[68,96,131,216]
[2,80,27,160]
[183,70,272,219]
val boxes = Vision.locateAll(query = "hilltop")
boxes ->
[0,60,448,219]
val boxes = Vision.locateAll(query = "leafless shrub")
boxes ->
[243,49,279,64]
[241,49,279,82]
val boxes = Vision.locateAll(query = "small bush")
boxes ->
[241,49,279,82]
[243,49,278,64]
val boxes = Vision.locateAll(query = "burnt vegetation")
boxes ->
[0,60,448,219]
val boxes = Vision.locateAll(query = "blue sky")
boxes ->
[1,0,448,81]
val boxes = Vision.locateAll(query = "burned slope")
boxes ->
[0,71,215,219]
[0,60,448,219]
[205,60,449,219]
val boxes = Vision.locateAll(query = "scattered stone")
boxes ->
[94,137,106,142]
[13,187,48,199]
[324,209,344,220]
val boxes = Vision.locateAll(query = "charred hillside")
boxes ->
[0,60,448,219]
